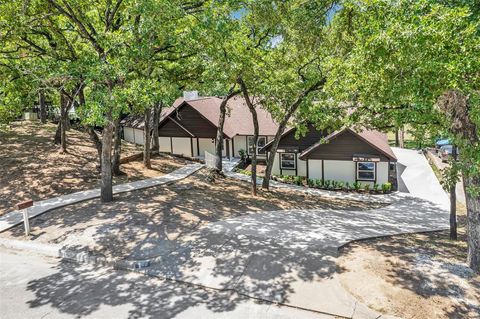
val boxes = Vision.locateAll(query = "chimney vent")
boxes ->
[183,91,199,101]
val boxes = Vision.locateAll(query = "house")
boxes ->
[122,94,397,185]
[264,124,397,185]
[121,94,279,158]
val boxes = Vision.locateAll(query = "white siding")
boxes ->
[376,161,389,185]
[123,127,135,143]
[271,152,281,175]
[192,138,198,157]
[308,159,323,180]
[159,137,171,153]
[172,137,191,157]
[222,138,228,157]
[324,160,356,183]
[198,138,215,157]
[233,135,247,157]
[297,159,307,177]
[133,128,144,145]
[271,153,306,176]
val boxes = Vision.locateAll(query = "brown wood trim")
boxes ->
[168,116,195,137]
[196,137,200,157]
[279,153,282,176]
[295,152,298,176]
[321,159,324,183]
[306,159,309,180]
[232,137,235,157]
[190,137,194,158]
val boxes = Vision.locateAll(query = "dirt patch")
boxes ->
[1,168,383,259]
[0,121,190,215]
[337,204,480,319]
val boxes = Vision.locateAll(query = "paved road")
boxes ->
[0,248,332,319]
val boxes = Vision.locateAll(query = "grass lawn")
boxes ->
[0,120,190,215]
[338,203,480,319]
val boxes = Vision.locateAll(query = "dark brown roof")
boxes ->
[159,96,279,138]
[120,109,154,129]
[299,128,397,161]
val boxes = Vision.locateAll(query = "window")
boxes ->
[247,136,267,155]
[357,162,375,180]
[257,136,266,154]
[280,153,296,170]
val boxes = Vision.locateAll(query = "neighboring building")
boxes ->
[121,95,278,158]
[264,124,397,185]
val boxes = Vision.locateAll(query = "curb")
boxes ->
[0,238,152,271]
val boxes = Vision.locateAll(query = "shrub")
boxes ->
[373,183,380,192]
[344,182,350,190]
[338,181,344,189]
[382,182,392,193]
[315,179,323,188]
[294,176,303,186]
[238,149,247,161]
[364,184,370,191]
[332,180,338,189]
[353,181,361,191]
[307,178,315,187]
[324,179,331,189]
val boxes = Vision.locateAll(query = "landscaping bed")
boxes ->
[234,167,393,194]
[0,121,190,215]
[337,203,480,319]
[0,168,384,259]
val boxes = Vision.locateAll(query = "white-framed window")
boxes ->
[247,136,267,155]
[280,153,296,170]
[356,162,375,180]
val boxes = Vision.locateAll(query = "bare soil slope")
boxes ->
[0,121,188,215]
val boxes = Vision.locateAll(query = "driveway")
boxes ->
[118,148,450,318]
[0,149,450,319]
[392,147,450,209]
[125,192,448,318]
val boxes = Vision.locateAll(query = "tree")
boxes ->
[328,0,480,272]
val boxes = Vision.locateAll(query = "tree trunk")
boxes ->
[112,117,123,175]
[152,102,162,153]
[437,90,479,273]
[450,183,458,240]
[464,176,480,273]
[450,145,458,240]
[215,85,238,171]
[59,92,67,153]
[398,126,405,148]
[262,79,325,190]
[54,121,61,144]
[262,119,289,190]
[39,90,47,123]
[395,129,400,147]
[238,78,258,196]
[87,127,102,169]
[101,116,114,202]
[143,108,152,169]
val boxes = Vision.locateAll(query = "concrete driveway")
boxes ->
[0,148,450,319]
[125,191,448,318]
[119,147,450,318]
